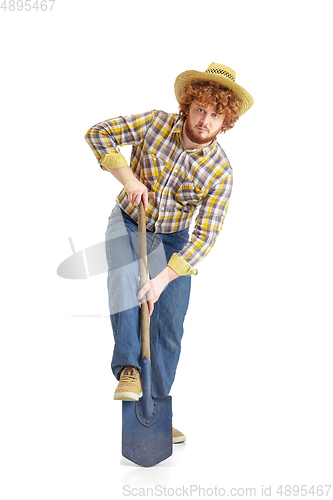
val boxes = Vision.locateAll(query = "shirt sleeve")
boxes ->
[85,110,157,170]
[171,170,233,271]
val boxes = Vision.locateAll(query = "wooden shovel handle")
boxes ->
[138,200,150,361]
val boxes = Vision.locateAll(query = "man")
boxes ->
[85,63,253,444]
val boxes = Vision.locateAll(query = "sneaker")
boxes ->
[173,427,186,444]
[114,366,142,401]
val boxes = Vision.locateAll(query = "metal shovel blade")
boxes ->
[122,357,172,467]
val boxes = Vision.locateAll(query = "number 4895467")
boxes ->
[1,0,56,11]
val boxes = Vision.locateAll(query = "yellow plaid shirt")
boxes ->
[85,110,233,275]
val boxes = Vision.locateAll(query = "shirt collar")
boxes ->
[171,115,184,135]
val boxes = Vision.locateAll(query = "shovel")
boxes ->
[121,199,173,467]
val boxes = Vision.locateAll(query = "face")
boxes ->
[183,101,225,148]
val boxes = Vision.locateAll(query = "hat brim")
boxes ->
[174,70,254,117]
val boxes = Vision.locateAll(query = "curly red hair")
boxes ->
[178,81,241,133]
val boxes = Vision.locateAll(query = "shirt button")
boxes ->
[161,206,165,211]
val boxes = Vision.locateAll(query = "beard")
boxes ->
[183,117,221,145]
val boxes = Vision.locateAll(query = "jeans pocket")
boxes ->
[108,205,121,220]
[175,227,190,243]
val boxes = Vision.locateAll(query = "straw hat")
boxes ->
[174,62,254,116]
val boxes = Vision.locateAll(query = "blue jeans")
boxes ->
[105,205,191,397]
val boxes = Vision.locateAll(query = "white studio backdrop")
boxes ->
[0,0,332,498]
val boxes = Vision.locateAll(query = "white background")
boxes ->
[1,0,332,498]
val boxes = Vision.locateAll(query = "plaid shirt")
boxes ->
[85,110,233,271]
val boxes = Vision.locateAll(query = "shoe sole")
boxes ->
[114,391,143,401]
[173,435,186,444]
